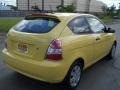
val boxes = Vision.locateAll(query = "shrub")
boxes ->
[56,4,75,12]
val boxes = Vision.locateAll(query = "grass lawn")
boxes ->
[0,16,116,33]
[101,16,115,24]
[0,19,21,33]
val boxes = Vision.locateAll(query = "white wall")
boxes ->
[17,0,105,12]
[17,0,61,10]
[90,0,105,12]
[76,0,88,12]
[44,0,61,10]
[76,0,105,12]
[64,0,74,5]
[17,0,28,10]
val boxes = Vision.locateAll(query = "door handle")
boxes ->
[96,37,101,40]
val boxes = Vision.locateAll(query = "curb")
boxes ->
[0,33,6,39]
[106,20,120,25]
[106,22,120,25]
[0,33,6,36]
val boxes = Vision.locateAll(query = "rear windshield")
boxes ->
[14,18,60,33]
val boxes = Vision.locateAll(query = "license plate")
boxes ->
[17,43,28,53]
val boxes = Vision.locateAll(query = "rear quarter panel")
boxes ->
[59,26,95,69]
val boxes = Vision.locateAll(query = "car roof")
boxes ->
[52,13,92,17]
[48,13,94,19]
[26,13,95,21]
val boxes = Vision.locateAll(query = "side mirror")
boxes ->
[105,27,115,33]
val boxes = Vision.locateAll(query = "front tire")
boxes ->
[107,44,116,59]
[64,61,82,90]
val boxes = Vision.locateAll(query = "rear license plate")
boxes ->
[17,43,28,53]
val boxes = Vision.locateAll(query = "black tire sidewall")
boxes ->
[109,44,116,59]
[64,61,82,90]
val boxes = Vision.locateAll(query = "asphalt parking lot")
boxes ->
[0,23,120,90]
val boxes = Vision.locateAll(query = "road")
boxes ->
[0,23,120,90]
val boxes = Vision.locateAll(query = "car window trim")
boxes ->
[14,18,60,34]
[85,16,106,34]
[67,16,93,35]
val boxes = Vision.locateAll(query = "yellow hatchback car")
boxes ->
[3,13,116,89]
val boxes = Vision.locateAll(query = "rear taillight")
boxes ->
[46,39,63,61]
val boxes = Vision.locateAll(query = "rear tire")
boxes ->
[63,61,82,90]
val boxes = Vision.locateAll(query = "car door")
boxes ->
[68,16,95,66]
[86,17,112,61]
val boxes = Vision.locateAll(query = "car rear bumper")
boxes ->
[2,49,67,83]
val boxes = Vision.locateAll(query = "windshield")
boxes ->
[14,18,60,33]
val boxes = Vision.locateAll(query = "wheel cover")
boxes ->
[70,65,81,87]
[111,45,116,58]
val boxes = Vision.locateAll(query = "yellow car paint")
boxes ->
[2,13,116,83]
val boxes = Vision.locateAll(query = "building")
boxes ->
[17,0,106,12]
[90,0,106,12]
[17,0,62,11]
[0,4,11,10]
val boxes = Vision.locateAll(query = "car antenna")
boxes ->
[49,5,54,14]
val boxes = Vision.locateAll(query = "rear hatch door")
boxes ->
[7,15,65,61]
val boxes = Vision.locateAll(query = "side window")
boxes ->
[68,17,90,34]
[86,17,105,33]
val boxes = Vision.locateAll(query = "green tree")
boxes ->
[116,3,120,15]
[31,5,42,12]
[56,4,75,12]
[7,5,18,10]
[102,5,116,16]
[109,5,116,16]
